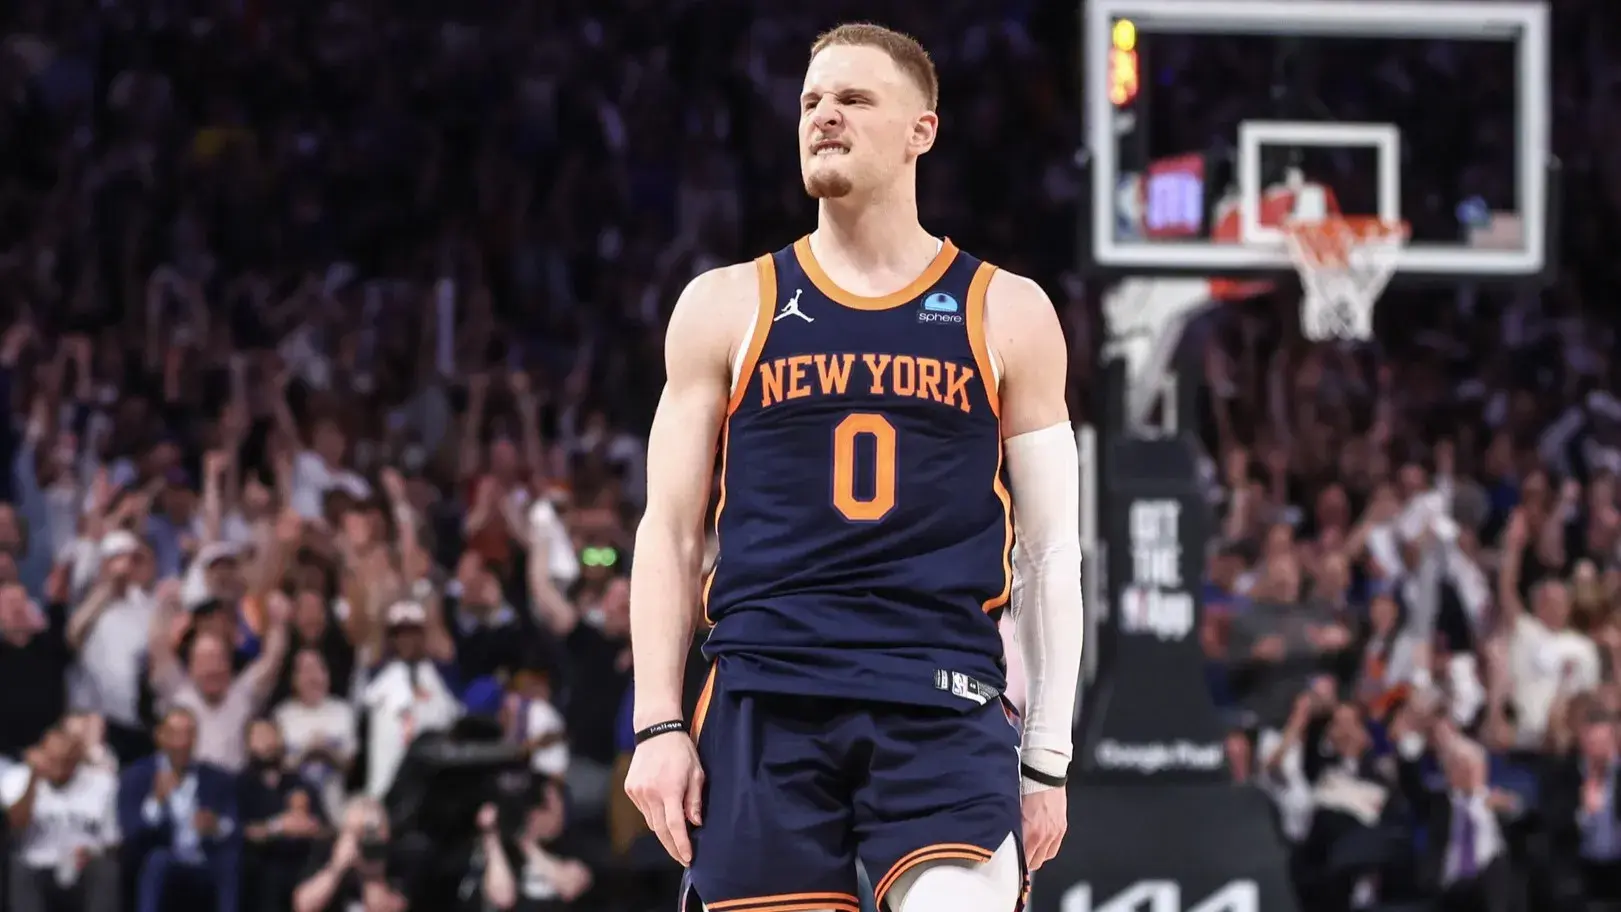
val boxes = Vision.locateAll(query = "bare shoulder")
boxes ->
[983,267,1066,365]
[666,259,766,371]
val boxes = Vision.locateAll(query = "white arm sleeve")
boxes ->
[1004,422,1085,790]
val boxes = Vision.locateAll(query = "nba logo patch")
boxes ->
[922,292,959,313]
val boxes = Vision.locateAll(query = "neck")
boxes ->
[812,181,931,273]
[165,752,188,771]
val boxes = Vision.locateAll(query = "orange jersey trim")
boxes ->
[793,236,959,311]
[706,893,861,912]
[964,262,1001,418]
[967,262,1013,613]
[873,843,995,908]
[728,255,779,416]
[690,663,718,744]
[704,256,778,625]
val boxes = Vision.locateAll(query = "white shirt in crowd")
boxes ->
[0,764,120,870]
[362,659,461,797]
[289,450,372,521]
[1256,732,1316,843]
[516,698,569,778]
[68,587,155,729]
[1510,613,1602,748]
[275,696,358,820]
[165,672,272,773]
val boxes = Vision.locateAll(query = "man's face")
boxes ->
[188,633,234,700]
[1582,719,1616,762]
[293,590,328,640]
[799,44,934,200]
[314,421,347,465]
[161,485,196,520]
[41,729,75,783]
[1314,485,1349,530]
[248,720,283,764]
[206,556,245,601]
[1535,582,1572,630]
[1397,463,1427,499]
[389,625,426,661]
[489,439,520,478]
[157,711,197,763]
[1327,704,1366,756]
[293,648,330,700]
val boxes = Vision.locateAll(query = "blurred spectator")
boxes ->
[2,724,120,912]
[273,649,358,821]
[147,584,290,773]
[1544,706,1621,909]
[503,781,592,911]
[240,719,329,912]
[503,666,569,781]
[66,532,158,764]
[553,575,632,821]
[1393,710,1527,912]
[291,797,409,912]
[1226,565,1355,729]
[117,707,241,912]
[1508,580,1601,749]
[457,802,519,912]
[0,580,69,760]
[361,600,460,798]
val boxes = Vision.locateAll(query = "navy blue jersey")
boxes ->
[701,237,1013,710]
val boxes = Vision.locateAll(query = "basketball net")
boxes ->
[1282,216,1409,342]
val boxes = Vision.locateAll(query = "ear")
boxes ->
[909,110,939,157]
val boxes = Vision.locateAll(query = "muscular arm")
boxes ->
[629,265,755,728]
[987,270,1085,787]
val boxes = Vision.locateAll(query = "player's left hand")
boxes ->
[1020,785,1067,872]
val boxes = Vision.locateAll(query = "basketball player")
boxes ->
[624,23,1086,912]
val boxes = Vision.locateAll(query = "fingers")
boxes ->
[685,765,705,826]
[1024,826,1056,872]
[1021,808,1066,872]
[661,795,694,865]
[626,762,699,866]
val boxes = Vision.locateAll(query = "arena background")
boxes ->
[3,0,1619,911]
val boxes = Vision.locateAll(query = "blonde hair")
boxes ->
[811,23,939,111]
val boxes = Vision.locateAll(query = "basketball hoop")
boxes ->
[1282,216,1409,342]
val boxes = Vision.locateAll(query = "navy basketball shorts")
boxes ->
[685,668,1025,912]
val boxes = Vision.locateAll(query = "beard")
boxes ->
[804,165,854,199]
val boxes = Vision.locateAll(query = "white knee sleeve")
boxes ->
[887,834,1022,912]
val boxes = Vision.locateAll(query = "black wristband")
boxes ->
[634,720,687,744]
[1020,762,1067,788]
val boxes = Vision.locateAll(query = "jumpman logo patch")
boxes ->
[775,288,814,323]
